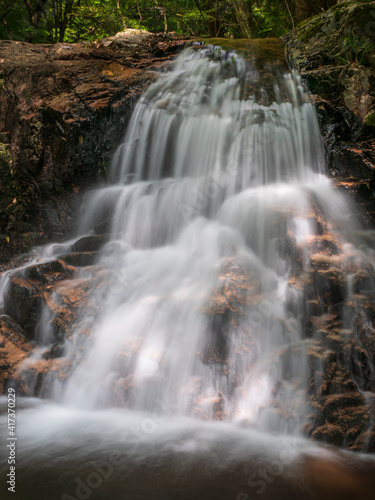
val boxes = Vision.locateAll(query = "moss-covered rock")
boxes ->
[283,1,375,223]
[284,1,375,70]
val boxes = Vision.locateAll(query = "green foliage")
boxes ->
[251,2,291,38]
[365,112,375,128]
[0,0,342,43]
[65,2,125,42]
[0,1,29,41]
[336,31,371,65]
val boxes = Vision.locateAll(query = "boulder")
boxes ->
[71,234,107,253]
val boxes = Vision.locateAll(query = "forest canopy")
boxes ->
[0,1,343,43]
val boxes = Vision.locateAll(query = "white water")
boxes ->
[1,45,375,498]
[35,46,370,427]
[7,46,375,422]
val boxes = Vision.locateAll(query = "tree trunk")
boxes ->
[163,0,167,33]
[205,0,216,37]
[232,0,252,38]
[59,0,75,42]
[0,3,13,24]
[23,0,49,28]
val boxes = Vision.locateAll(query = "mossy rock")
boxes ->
[364,111,375,134]
[284,1,375,70]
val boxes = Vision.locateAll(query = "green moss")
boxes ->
[200,38,285,64]
[365,112,375,127]
[0,143,11,173]
[296,19,323,44]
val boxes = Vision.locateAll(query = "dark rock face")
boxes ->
[4,260,74,334]
[0,36,187,262]
[0,315,32,393]
[281,7,375,449]
[283,1,375,223]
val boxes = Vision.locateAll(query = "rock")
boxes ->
[4,260,73,336]
[2,266,107,391]
[313,268,346,306]
[13,357,73,397]
[71,235,107,253]
[311,423,345,447]
[44,274,99,341]
[0,315,33,393]
[60,251,97,267]
[201,256,262,365]
[283,1,375,220]
[100,29,152,50]
[352,268,375,293]
[0,37,188,263]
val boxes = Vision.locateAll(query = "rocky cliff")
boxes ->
[283,0,375,224]
[0,32,187,263]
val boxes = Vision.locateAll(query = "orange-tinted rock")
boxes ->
[201,257,262,365]
[44,275,98,340]
[0,315,33,393]
[0,37,187,261]
[4,260,74,336]
[313,268,346,306]
[13,357,73,397]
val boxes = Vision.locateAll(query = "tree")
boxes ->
[0,1,14,24]
[232,0,251,38]
[0,0,342,43]
[23,0,49,30]
[49,0,76,42]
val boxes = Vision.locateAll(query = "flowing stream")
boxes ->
[1,42,375,499]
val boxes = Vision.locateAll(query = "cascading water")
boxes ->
[1,42,375,499]
[58,46,318,419]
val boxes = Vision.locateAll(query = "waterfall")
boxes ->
[39,45,371,429]
[1,43,375,499]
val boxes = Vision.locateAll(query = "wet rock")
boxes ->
[352,268,375,293]
[4,260,74,336]
[14,358,73,397]
[313,268,346,307]
[311,423,346,447]
[44,275,98,341]
[308,236,341,256]
[0,37,187,262]
[60,251,97,267]
[0,315,33,393]
[201,256,262,365]
[314,392,370,445]
[283,1,375,218]
[23,260,73,283]
[71,235,107,253]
